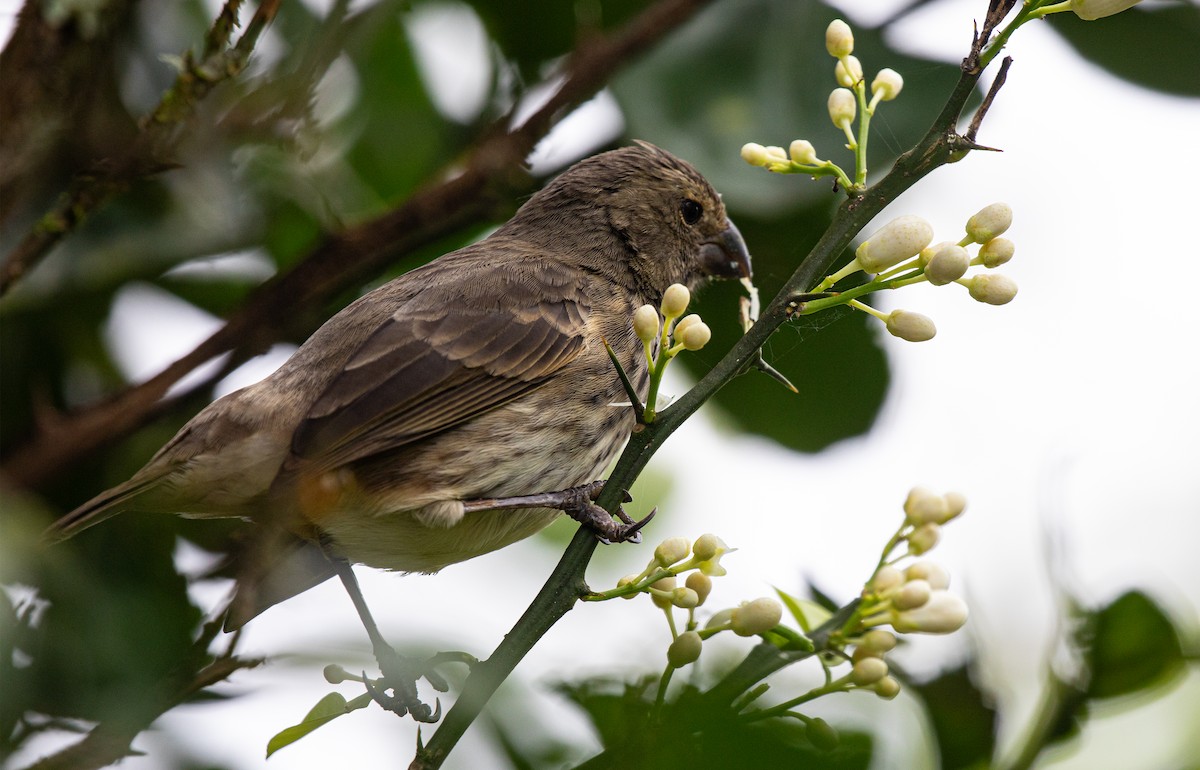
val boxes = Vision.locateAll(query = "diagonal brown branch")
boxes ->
[1,0,716,489]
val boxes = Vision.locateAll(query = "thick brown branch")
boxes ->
[1,0,715,489]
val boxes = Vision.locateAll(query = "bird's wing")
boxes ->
[289,257,592,470]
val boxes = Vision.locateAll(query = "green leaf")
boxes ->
[1082,590,1186,700]
[1048,5,1200,97]
[556,677,873,767]
[909,664,997,770]
[680,220,889,453]
[775,586,832,633]
[266,691,373,758]
[462,0,642,79]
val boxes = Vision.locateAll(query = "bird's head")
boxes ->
[509,142,752,296]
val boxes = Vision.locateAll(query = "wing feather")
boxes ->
[290,257,591,470]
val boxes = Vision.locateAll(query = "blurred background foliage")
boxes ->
[1,0,1198,768]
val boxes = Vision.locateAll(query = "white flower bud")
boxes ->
[1071,0,1143,20]
[825,19,854,57]
[650,576,677,610]
[691,533,726,561]
[731,597,783,637]
[765,145,789,162]
[655,536,690,567]
[667,630,703,667]
[678,321,711,351]
[978,237,1015,268]
[859,629,898,655]
[871,68,904,101]
[904,487,948,525]
[907,522,941,555]
[741,142,770,167]
[918,240,956,267]
[851,656,889,686]
[686,572,713,606]
[855,215,935,273]
[618,574,640,599]
[925,244,970,286]
[905,561,950,590]
[965,273,1018,305]
[872,675,901,699]
[893,590,968,634]
[705,607,736,629]
[893,579,932,610]
[965,202,1013,243]
[671,587,700,609]
[828,88,856,129]
[869,565,904,594]
[660,283,691,318]
[941,491,967,523]
[633,304,659,344]
[789,139,818,165]
[885,310,936,342]
[835,55,863,87]
[673,313,701,337]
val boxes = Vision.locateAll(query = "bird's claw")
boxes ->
[361,653,459,722]
[560,483,649,544]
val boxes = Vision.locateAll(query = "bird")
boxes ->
[47,141,752,631]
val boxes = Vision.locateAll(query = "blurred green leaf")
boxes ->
[462,0,643,80]
[341,2,455,208]
[1082,590,1186,700]
[266,691,373,758]
[909,664,997,770]
[775,586,832,633]
[557,677,872,768]
[1048,4,1200,97]
[681,207,890,451]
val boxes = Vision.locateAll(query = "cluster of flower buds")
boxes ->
[809,203,1019,343]
[607,533,788,671]
[790,488,970,704]
[634,283,712,356]
[627,284,713,422]
[740,19,905,191]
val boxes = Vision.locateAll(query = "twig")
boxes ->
[967,56,1012,141]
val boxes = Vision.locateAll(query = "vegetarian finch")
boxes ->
[48,142,751,627]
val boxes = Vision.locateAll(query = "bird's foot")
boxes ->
[559,481,653,544]
[365,650,477,723]
[459,480,651,544]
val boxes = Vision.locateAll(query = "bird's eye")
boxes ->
[680,198,703,226]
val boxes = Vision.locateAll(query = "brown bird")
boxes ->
[48,142,751,631]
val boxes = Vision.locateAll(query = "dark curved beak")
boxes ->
[699,219,752,279]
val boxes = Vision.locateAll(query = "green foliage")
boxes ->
[1082,590,1187,700]
[908,664,998,770]
[266,691,373,758]
[1048,4,1200,96]
[554,677,873,769]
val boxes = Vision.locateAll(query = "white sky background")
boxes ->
[7,0,1200,769]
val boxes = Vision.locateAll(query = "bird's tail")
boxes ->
[45,476,163,542]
